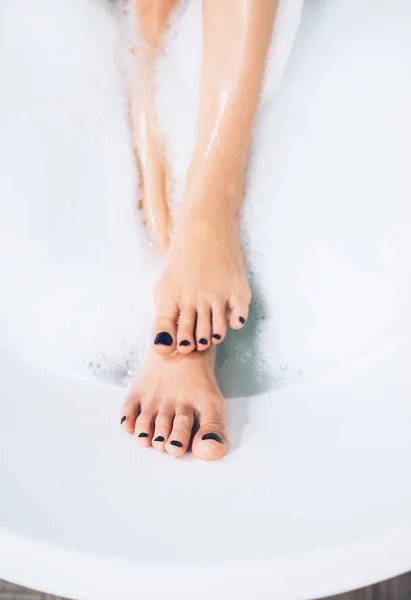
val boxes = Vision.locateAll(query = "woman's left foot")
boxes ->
[152,194,251,356]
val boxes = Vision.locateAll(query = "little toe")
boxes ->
[177,307,196,354]
[165,409,194,457]
[229,294,251,331]
[135,410,155,447]
[153,304,179,355]
[195,306,212,351]
[120,392,140,433]
[211,301,227,345]
[192,407,228,461]
[152,409,174,452]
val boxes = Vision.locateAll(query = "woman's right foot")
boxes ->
[120,346,228,461]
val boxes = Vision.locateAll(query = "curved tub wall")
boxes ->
[1,1,411,600]
[1,320,411,600]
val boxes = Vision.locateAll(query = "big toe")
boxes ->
[153,307,179,355]
[192,414,228,461]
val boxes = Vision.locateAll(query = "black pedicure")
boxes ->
[202,433,223,444]
[199,338,208,345]
[120,416,126,425]
[239,317,246,325]
[138,432,149,438]
[170,440,183,447]
[180,340,191,347]
[212,334,222,340]
[154,332,173,346]
[154,436,165,442]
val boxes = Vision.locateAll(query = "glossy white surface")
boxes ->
[1,1,411,599]
[1,333,411,600]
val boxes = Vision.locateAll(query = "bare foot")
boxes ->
[152,185,252,355]
[120,347,228,461]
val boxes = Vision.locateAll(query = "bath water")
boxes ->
[0,0,410,397]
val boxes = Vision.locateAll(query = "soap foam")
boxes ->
[0,0,411,394]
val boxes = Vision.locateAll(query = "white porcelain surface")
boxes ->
[1,334,411,600]
[1,1,411,599]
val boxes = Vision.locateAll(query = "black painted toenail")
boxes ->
[212,334,222,340]
[202,433,223,444]
[120,416,126,425]
[170,440,183,447]
[239,317,246,325]
[199,338,208,345]
[154,332,173,346]
[154,436,165,442]
[180,340,191,347]
[138,432,149,438]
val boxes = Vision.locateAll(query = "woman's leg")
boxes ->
[130,0,177,253]
[153,0,277,355]
[121,0,277,461]
[121,0,228,462]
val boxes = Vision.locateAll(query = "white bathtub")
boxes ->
[1,0,411,599]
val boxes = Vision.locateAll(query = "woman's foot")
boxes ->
[120,346,228,461]
[152,184,252,355]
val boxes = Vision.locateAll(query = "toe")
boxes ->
[177,307,196,354]
[165,408,194,457]
[120,390,140,433]
[192,403,228,461]
[152,408,174,452]
[195,305,212,351]
[135,408,156,447]
[153,303,179,355]
[229,290,251,331]
[211,301,227,345]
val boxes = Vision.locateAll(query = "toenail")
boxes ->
[138,432,149,438]
[120,416,126,425]
[170,440,183,447]
[154,436,165,442]
[199,338,208,345]
[154,332,173,346]
[180,340,191,347]
[202,433,223,444]
[239,317,246,325]
[212,334,222,340]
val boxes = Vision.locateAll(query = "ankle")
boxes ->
[172,201,239,245]
[184,157,246,216]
